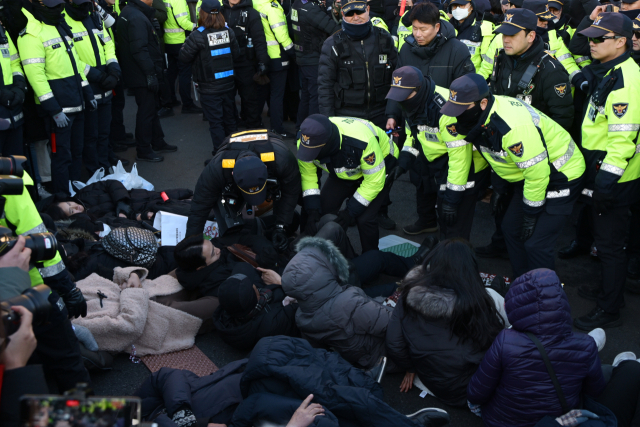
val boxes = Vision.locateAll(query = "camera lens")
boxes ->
[0,156,25,177]
[0,175,25,196]
[24,233,58,263]
[1,285,51,335]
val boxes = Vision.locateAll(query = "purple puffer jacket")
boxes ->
[467,269,606,427]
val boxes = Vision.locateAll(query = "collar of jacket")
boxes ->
[582,51,630,96]
[295,237,349,283]
[130,0,157,20]
[406,284,457,319]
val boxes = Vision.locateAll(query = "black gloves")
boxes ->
[152,18,162,35]
[8,86,25,108]
[101,74,118,91]
[146,74,159,93]
[271,225,288,253]
[520,215,538,241]
[257,62,267,76]
[60,287,87,319]
[333,209,353,230]
[490,190,509,217]
[441,203,458,227]
[386,165,406,184]
[303,209,321,236]
[593,190,614,215]
[0,88,14,108]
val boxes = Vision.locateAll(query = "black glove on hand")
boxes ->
[101,74,118,91]
[8,86,25,108]
[520,215,538,242]
[0,88,15,108]
[303,209,321,236]
[152,18,162,34]
[490,190,509,217]
[333,209,353,230]
[271,226,289,253]
[593,190,614,215]
[386,165,406,184]
[146,74,159,93]
[257,62,267,76]
[441,203,458,227]
[61,287,87,319]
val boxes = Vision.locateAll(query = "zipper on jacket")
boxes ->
[362,40,370,107]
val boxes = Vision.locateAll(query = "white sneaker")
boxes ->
[588,328,606,352]
[613,351,637,367]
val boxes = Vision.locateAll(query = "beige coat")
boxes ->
[73,267,202,356]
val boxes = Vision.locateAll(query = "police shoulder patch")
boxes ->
[446,124,458,137]
[554,83,567,98]
[363,152,376,166]
[508,142,524,158]
[612,103,628,119]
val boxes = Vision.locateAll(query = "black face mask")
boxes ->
[341,19,372,40]
[400,88,426,116]
[455,103,483,135]
[33,3,65,26]
[66,2,92,20]
[535,26,549,42]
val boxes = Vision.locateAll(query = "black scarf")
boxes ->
[451,10,475,35]
[28,1,65,26]
[465,94,495,145]
[65,2,92,21]
[535,26,549,43]
[581,51,630,98]
[341,19,372,40]
[400,74,438,126]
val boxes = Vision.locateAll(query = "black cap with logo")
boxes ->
[548,0,563,9]
[386,66,423,102]
[233,156,268,206]
[449,0,472,6]
[342,0,368,13]
[42,0,65,5]
[509,0,525,8]
[440,73,490,117]
[579,12,633,39]
[495,8,538,35]
[522,0,555,20]
[297,114,339,162]
[201,0,222,13]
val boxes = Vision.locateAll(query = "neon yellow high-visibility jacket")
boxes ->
[18,9,92,117]
[396,10,450,51]
[456,94,584,215]
[298,116,395,216]
[64,12,121,104]
[454,18,494,71]
[372,16,389,33]
[581,57,640,206]
[478,33,501,79]
[547,29,579,81]
[0,29,26,128]
[1,173,68,287]
[163,0,195,45]
[252,0,293,65]
[556,24,591,68]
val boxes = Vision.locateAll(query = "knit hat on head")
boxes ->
[218,274,258,318]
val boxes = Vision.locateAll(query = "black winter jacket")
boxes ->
[318,25,397,119]
[291,0,339,66]
[116,0,165,88]
[179,26,241,94]
[386,19,474,121]
[0,365,48,427]
[222,0,270,69]
[489,35,573,130]
[186,139,301,236]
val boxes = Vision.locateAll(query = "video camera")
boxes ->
[214,179,280,236]
[1,284,51,335]
[0,155,27,196]
[0,226,59,264]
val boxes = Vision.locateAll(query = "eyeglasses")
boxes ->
[344,9,366,16]
[588,35,623,44]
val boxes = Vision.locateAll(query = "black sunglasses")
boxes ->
[634,31,640,39]
[588,35,623,44]
[344,9,366,16]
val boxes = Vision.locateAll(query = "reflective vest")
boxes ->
[371,16,389,33]
[547,29,579,81]
[298,116,396,216]
[164,0,196,45]
[556,24,590,68]
[252,0,293,64]
[456,18,494,71]
[192,26,235,82]
[291,0,333,56]
[0,173,68,286]
[581,57,640,203]
[218,130,280,187]
[0,26,25,127]
[478,33,501,79]
[18,9,90,116]
[396,10,449,51]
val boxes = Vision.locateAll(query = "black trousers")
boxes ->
[133,87,166,153]
[597,360,640,427]
[410,155,438,226]
[502,185,571,279]
[165,43,194,108]
[592,205,629,313]
[0,125,23,156]
[437,189,478,242]
[83,100,112,173]
[628,201,640,259]
[30,292,91,392]
[260,68,287,133]
[320,174,391,253]
[200,90,237,152]
[45,112,84,195]
[235,65,263,128]
[110,81,127,142]
[296,64,319,129]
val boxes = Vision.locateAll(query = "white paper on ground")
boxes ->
[413,376,436,398]
[153,211,219,246]
[378,235,421,250]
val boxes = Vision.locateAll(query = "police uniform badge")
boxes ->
[301,134,311,145]
[449,90,457,102]
[446,124,458,136]
[379,54,387,64]
[504,13,513,23]
[612,103,628,119]
[508,142,524,158]
[554,84,567,98]
[364,152,376,165]
[393,76,402,86]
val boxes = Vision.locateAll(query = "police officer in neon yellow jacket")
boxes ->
[253,0,295,137]
[386,66,489,241]
[448,0,495,71]
[18,0,96,195]
[573,13,640,330]
[548,0,591,68]
[441,73,584,278]
[65,0,122,174]
[297,114,398,253]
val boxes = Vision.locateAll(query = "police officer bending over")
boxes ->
[186,130,301,251]
[297,114,399,253]
[440,73,585,279]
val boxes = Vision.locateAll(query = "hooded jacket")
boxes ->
[467,269,606,427]
[281,237,391,369]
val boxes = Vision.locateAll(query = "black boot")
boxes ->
[411,236,439,265]
[574,307,622,330]
[136,149,164,162]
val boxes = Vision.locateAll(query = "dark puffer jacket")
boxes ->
[467,269,606,427]
[281,237,391,369]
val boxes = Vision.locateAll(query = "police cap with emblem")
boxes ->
[494,8,537,35]
[522,0,555,21]
[440,73,490,117]
[548,0,562,10]
[233,156,269,206]
[342,0,368,13]
[579,12,633,39]
[385,66,422,102]
[634,14,640,31]
[71,0,92,4]
[508,0,524,8]
[40,0,65,6]
[297,114,340,162]
[449,0,472,6]
[201,0,222,13]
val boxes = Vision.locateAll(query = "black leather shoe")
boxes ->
[403,221,439,235]
[578,285,600,301]
[152,143,178,153]
[157,107,174,118]
[376,212,396,230]
[475,242,508,259]
[558,240,590,259]
[111,143,129,153]
[628,257,640,280]
[411,236,439,265]
[136,150,164,162]
[406,408,450,427]
[574,307,622,331]
[182,105,203,114]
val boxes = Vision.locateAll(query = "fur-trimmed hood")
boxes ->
[406,285,457,319]
[295,237,349,283]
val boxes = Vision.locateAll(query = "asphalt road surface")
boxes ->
[87,97,640,426]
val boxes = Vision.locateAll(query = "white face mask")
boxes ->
[452,6,470,21]
[553,17,559,23]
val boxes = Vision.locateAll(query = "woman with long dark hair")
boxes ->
[385,238,508,407]
[179,0,241,153]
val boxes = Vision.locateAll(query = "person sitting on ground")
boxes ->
[213,273,299,351]
[467,268,640,427]
[385,239,508,407]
